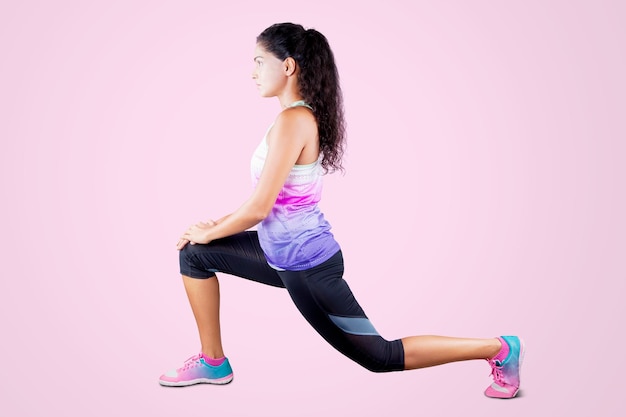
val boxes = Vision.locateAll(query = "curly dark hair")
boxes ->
[257,23,346,173]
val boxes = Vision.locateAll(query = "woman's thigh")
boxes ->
[277,251,404,372]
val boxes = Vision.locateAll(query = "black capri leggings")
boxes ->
[179,231,405,372]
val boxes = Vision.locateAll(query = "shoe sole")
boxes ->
[159,374,234,387]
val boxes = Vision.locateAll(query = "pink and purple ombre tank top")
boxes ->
[250,101,340,271]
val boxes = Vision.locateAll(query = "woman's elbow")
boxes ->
[245,197,273,223]
[254,210,269,222]
[249,205,271,222]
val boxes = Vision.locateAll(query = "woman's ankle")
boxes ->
[200,352,226,366]
[201,347,225,360]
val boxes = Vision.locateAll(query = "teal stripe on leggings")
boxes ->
[328,315,379,336]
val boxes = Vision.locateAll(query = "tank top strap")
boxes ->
[285,100,313,110]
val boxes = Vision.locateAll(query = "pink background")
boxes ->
[1,0,624,415]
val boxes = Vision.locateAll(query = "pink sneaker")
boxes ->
[159,354,234,387]
[484,336,525,398]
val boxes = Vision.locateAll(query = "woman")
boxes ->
[159,22,524,399]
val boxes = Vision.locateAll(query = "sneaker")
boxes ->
[484,336,525,398]
[159,354,234,387]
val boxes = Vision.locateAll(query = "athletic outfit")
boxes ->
[176,101,404,373]
[159,101,524,397]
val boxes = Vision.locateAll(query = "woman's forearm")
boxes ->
[206,201,267,241]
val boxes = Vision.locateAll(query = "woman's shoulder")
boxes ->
[268,106,317,144]
[276,105,316,125]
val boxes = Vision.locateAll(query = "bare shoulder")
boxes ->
[268,106,317,145]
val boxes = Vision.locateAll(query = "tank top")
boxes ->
[250,101,341,270]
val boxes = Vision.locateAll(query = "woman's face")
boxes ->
[252,44,288,97]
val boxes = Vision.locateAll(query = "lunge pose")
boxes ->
[159,22,524,399]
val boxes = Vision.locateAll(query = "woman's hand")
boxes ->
[176,220,216,250]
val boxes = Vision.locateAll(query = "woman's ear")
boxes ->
[284,57,297,76]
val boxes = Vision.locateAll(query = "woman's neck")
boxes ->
[278,92,304,109]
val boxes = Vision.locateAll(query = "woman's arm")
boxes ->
[179,108,316,248]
